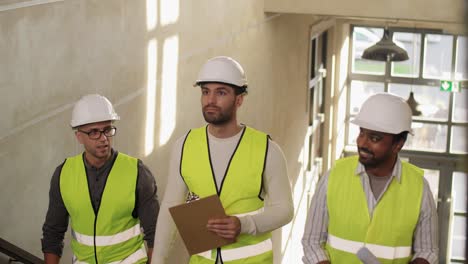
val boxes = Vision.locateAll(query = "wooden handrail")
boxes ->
[0,237,44,264]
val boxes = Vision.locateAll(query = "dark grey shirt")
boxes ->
[368,173,392,200]
[41,150,159,256]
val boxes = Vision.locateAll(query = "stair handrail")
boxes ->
[0,237,44,264]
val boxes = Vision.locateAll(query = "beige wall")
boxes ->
[0,0,318,262]
[2,0,463,263]
[264,0,466,24]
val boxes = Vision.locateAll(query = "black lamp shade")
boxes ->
[362,29,409,62]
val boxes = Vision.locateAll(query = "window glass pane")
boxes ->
[352,27,385,75]
[309,87,315,125]
[310,38,316,80]
[404,122,447,152]
[392,32,421,77]
[423,169,439,205]
[389,84,450,120]
[453,171,467,213]
[450,215,466,259]
[455,36,468,80]
[450,125,467,154]
[423,34,453,79]
[453,88,468,122]
[349,81,385,115]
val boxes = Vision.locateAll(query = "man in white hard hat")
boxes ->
[42,94,159,264]
[302,93,438,264]
[151,56,294,263]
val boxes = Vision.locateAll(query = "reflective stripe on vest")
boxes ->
[197,239,272,261]
[233,207,264,217]
[72,223,141,246]
[73,246,147,264]
[327,234,411,260]
[108,246,147,264]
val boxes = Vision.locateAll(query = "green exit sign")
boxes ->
[440,80,461,92]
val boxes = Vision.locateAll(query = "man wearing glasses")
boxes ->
[41,94,159,264]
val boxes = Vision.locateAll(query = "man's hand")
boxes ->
[206,216,241,240]
[411,258,430,264]
[146,247,153,264]
[44,253,60,264]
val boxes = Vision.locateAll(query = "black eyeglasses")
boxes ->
[77,126,117,140]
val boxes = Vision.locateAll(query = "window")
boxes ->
[423,34,453,79]
[347,26,468,155]
[450,171,467,262]
[352,27,385,75]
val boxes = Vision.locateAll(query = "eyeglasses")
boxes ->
[77,126,117,140]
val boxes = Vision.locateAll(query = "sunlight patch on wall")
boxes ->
[339,36,349,91]
[145,39,157,156]
[146,0,157,30]
[160,0,179,26]
[281,128,322,263]
[282,144,305,255]
[159,35,179,145]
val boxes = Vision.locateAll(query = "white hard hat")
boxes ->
[351,93,413,135]
[194,56,248,88]
[70,94,120,128]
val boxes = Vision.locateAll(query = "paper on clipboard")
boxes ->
[169,194,234,255]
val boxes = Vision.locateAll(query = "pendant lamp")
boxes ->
[406,91,422,116]
[361,28,409,62]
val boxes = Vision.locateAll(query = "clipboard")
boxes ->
[169,194,234,255]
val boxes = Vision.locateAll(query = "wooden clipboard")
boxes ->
[169,194,234,255]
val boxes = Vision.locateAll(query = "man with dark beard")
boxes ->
[302,93,438,264]
[151,56,293,264]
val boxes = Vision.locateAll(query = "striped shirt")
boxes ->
[301,157,439,264]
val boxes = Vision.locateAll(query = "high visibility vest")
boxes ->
[326,156,423,264]
[60,153,147,264]
[181,126,273,264]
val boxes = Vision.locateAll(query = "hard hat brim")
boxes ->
[70,115,120,128]
[193,79,247,88]
[350,118,414,135]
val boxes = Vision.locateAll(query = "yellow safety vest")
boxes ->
[60,153,147,264]
[326,156,423,264]
[181,126,273,264]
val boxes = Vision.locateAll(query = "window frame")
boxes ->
[346,25,468,155]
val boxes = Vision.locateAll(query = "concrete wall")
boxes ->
[0,0,317,262]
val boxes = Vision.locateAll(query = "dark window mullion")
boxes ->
[454,212,467,217]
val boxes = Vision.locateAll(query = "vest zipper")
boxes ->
[207,125,246,195]
[216,247,223,264]
[93,214,98,264]
[91,154,116,264]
